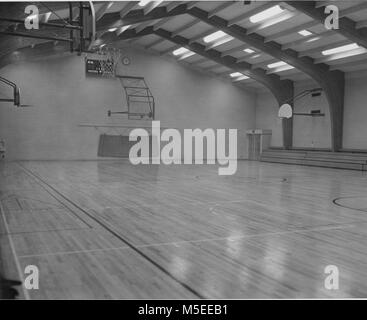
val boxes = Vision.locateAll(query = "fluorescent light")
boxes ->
[116,25,131,35]
[322,43,360,56]
[320,47,367,62]
[230,72,243,78]
[249,5,284,23]
[306,36,321,43]
[173,47,190,56]
[173,47,195,59]
[268,61,289,69]
[234,75,250,81]
[230,72,249,81]
[298,30,312,37]
[203,31,228,43]
[270,65,295,73]
[108,27,117,32]
[244,48,255,54]
[138,0,151,7]
[208,36,234,48]
[179,51,195,59]
[251,54,261,58]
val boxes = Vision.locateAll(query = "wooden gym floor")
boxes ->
[1,160,367,299]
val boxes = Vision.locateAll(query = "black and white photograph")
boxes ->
[1,0,367,307]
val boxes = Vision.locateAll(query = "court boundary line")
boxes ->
[14,163,93,229]
[16,163,205,299]
[0,200,30,300]
[333,196,367,213]
[0,226,90,236]
[17,222,359,259]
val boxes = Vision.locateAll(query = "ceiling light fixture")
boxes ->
[203,30,228,43]
[230,72,243,77]
[230,72,249,81]
[298,30,313,37]
[249,5,284,23]
[173,47,195,59]
[322,43,360,56]
[268,61,289,69]
[173,47,190,56]
[244,48,255,54]
[306,36,321,43]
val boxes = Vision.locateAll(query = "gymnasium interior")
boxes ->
[1,0,367,299]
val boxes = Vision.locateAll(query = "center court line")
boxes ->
[18,222,359,259]
[0,200,30,300]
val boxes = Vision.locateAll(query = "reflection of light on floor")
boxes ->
[226,230,244,258]
[263,240,286,281]
[202,267,224,298]
[169,255,190,281]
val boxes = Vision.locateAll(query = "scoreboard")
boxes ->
[85,58,114,75]
[85,58,104,74]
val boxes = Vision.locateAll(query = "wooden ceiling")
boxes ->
[1,1,367,90]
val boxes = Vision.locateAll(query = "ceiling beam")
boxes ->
[265,2,367,43]
[186,2,199,10]
[220,44,249,57]
[145,36,166,49]
[208,1,234,18]
[356,19,367,30]
[97,3,188,32]
[96,26,155,45]
[172,19,200,37]
[119,1,138,18]
[329,58,367,71]
[95,2,114,21]
[153,27,294,148]
[188,6,330,77]
[285,1,367,49]
[166,1,185,13]
[187,5,345,151]
[144,1,164,15]
[152,17,171,30]
[153,27,294,106]
[135,20,156,33]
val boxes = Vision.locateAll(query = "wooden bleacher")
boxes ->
[260,149,367,171]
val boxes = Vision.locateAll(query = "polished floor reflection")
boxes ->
[1,160,367,299]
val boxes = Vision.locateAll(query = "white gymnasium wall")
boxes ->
[292,82,331,149]
[255,83,331,149]
[255,74,367,151]
[254,89,283,147]
[0,46,256,160]
[343,71,367,150]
